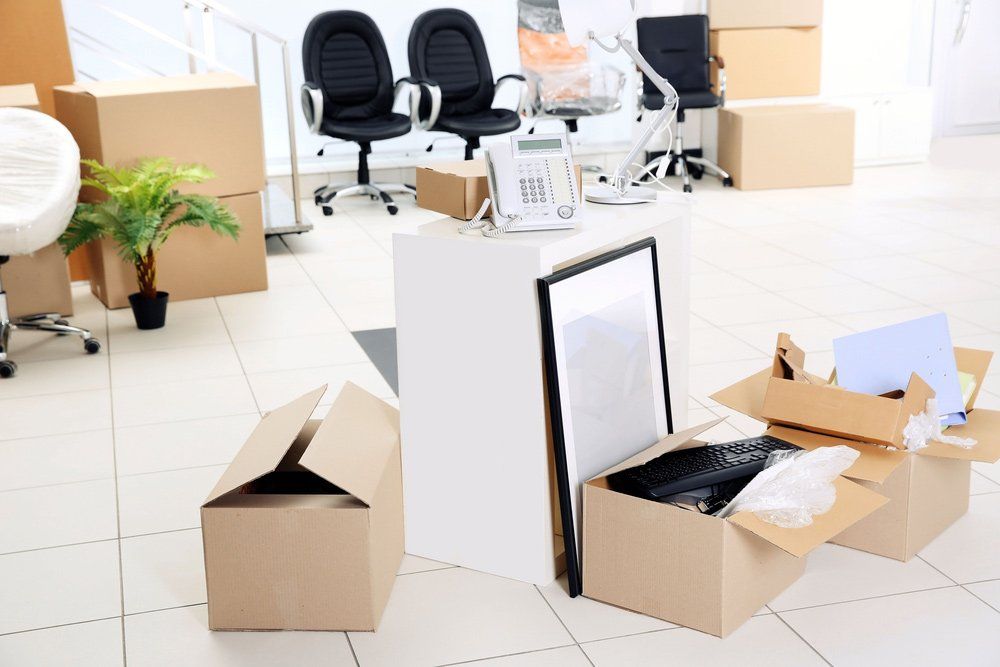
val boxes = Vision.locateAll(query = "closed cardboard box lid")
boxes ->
[63,73,256,99]
[0,83,40,109]
[709,0,823,30]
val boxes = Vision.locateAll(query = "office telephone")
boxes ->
[461,133,580,238]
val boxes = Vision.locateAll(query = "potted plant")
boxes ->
[59,158,239,330]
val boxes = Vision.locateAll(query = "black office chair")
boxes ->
[636,15,732,192]
[301,11,439,215]
[408,9,529,160]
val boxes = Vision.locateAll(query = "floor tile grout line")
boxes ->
[773,611,833,667]
[344,631,362,667]
[434,642,583,667]
[960,584,1000,614]
[212,297,263,416]
[531,584,581,645]
[276,235,356,335]
[0,615,123,639]
[101,306,129,667]
[773,583,961,615]
[914,554,961,586]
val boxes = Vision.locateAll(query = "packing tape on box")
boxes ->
[903,398,977,451]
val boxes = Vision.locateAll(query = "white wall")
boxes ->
[62,0,936,169]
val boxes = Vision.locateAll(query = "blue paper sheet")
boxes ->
[832,313,966,425]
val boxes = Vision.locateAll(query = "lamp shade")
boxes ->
[559,0,634,46]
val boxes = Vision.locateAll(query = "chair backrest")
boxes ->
[302,11,395,121]
[636,15,711,95]
[408,9,495,117]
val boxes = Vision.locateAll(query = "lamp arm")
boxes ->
[607,36,678,196]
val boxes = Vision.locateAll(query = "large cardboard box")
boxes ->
[0,0,75,116]
[710,28,821,100]
[86,191,268,309]
[416,160,582,220]
[712,337,1000,561]
[709,0,823,30]
[3,244,73,320]
[718,105,854,190]
[583,420,886,637]
[202,383,403,631]
[53,73,266,200]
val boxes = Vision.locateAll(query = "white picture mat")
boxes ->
[546,245,670,560]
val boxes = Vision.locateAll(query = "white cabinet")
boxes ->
[829,88,933,166]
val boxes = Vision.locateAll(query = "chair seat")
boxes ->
[433,108,521,138]
[321,112,412,143]
[645,90,720,112]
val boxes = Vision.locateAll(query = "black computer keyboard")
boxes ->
[608,435,801,502]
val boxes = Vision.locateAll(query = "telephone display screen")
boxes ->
[517,138,563,151]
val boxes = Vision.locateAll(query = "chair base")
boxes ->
[313,142,416,215]
[644,134,733,193]
[0,286,101,378]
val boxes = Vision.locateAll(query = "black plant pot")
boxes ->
[129,291,169,330]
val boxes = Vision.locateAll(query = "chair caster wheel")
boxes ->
[0,360,17,378]
[322,206,333,216]
[387,205,399,216]
[723,177,734,187]
[691,168,704,180]
[683,184,693,193]
[597,175,607,184]
[84,339,102,355]
[55,319,70,335]
[314,195,323,206]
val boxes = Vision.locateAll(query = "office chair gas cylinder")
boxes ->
[301,11,440,216]
[0,108,101,378]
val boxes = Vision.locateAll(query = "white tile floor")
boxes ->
[2,135,1000,666]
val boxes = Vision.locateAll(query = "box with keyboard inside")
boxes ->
[711,334,1000,561]
[581,419,887,638]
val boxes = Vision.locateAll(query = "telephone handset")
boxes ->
[461,133,580,238]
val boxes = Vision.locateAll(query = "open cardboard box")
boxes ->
[201,383,403,631]
[712,335,1000,561]
[583,419,886,637]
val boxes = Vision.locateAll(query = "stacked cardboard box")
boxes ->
[0,83,74,319]
[708,0,823,100]
[54,73,269,308]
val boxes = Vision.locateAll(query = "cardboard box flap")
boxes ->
[298,382,400,506]
[954,347,994,410]
[203,386,327,504]
[917,408,1000,464]
[73,73,254,98]
[593,419,726,481]
[728,477,888,557]
[424,160,487,178]
[765,426,908,484]
[710,368,771,421]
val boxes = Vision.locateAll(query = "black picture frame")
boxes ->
[537,237,674,598]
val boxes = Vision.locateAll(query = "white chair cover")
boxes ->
[0,107,81,256]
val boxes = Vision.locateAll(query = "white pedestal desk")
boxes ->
[393,194,691,585]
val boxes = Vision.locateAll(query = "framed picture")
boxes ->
[538,237,673,598]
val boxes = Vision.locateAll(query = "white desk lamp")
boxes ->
[559,0,679,205]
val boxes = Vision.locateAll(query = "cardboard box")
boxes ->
[718,105,854,190]
[3,243,73,320]
[0,0,75,116]
[0,83,40,110]
[416,160,583,220]
[583,420,886,637]
[712,337,1000,561]
[202,383,403,631]
[710,28,821,100]
[709,0,823,30]
[53,73,266,200]
[86,191,268,309]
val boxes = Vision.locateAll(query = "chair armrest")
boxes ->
[300,83,324,135]
[395,77,441,130]
[708,55,726,107]
[636,70,645,121]
[494,73,529,115]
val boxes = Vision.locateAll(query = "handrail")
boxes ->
[69,27,166,77]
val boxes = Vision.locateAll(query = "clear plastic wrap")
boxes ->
[903,398,977,451]
[0,108,81,255]
[717,445,860,528]
[524,64,624,116]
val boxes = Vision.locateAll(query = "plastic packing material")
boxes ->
[0,107,81,255]
[717,445,860,528]
[524,64,624,113]
[903,398,977,451]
